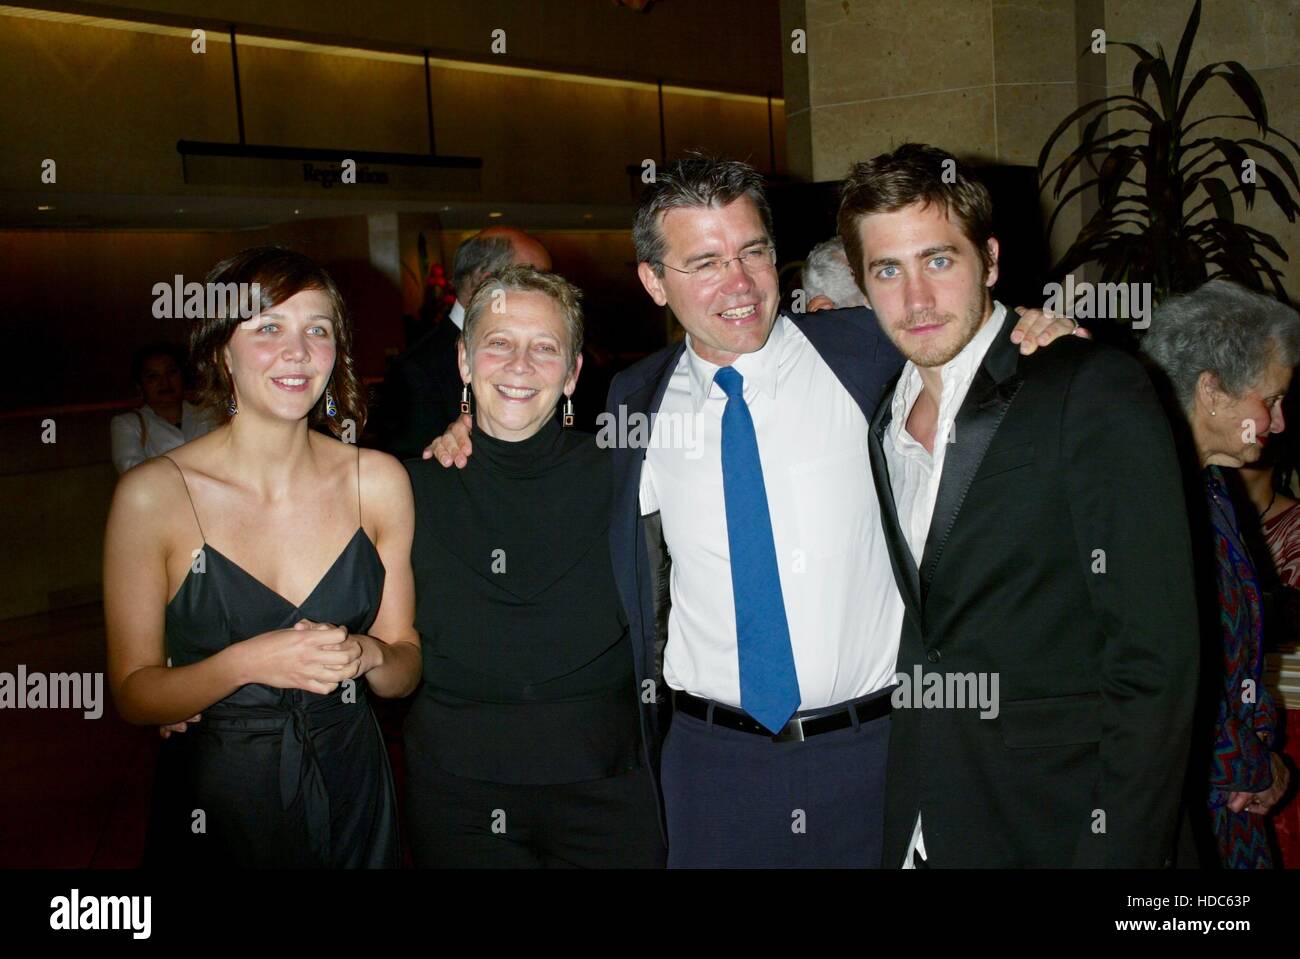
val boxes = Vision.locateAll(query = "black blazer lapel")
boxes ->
[609,343,684,530]
[919,312,1025,598]
[608,342,686,671]
[868,389,923,619]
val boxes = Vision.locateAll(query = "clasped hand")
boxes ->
[159,619,366,738]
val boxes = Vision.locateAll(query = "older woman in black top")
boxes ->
[403,266,664,867]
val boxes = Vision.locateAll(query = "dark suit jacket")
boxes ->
[868,307,1199,868]
[375,318,463,460]
[605,306,903,830]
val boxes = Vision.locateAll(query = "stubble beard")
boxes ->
[899,294,989,369]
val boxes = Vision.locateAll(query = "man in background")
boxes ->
[377,227,550,457]
[802,237,865,312]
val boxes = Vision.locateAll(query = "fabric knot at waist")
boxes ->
[202,684,369,865]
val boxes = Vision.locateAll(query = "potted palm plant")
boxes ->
[1038,0,1300,325]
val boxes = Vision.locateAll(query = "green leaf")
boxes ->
[1133,57,1155,101]
[1099,147,1140,207]
[1179,148,1220,179]
[1257,166,1299,221]
[1171,0,1203,97]
[1037,96,1157,173]
[1148,54,1176,121]
[1184,113,1262,135]
[1221,62,1268,132]
[1210,138,1254,207]
[1044,177,1102,236]
[1199,177,1235,221]
[1175,62,1266,127]
[1237,138,1300,191]
[1040,130,1139,189]
[1053,114,1128,195]
[1194,219,1288,259]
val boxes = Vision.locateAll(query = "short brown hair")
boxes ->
[463,265,584,373]
[837,143,995,294]
[190,246,365,437]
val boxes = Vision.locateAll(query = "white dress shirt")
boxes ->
[448,299,466,331]
[638,314,904,711]
[882,301,1006,867]
[110,401,216,474]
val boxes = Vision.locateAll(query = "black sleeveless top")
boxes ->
[158,450,398,868]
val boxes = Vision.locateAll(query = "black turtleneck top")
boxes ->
[403,418,641,785]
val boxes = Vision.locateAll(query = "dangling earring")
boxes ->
[325,387,338,418]
[562,395,574,428]
[227,395,238,415]
[460,383,471,415]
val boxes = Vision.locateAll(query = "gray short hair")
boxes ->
[1141,280,1300,414]
[462,265,584,373]
[633,151,774,277]
[452,234,514,294]
[802,237,865,308]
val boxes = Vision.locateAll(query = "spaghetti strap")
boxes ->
[355,445,362,529]
[160,454,206,542]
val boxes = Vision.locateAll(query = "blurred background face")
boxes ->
[138,354,182,408]
[459,289,580,441]
[855,201,998,369]
[222,287,337,425]
[1198,357,1291,467]
[639,196,778,366]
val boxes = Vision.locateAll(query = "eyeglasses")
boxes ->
[656,245,777,286]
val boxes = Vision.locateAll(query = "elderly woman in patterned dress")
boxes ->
[1143,280,1300,868]
[1234,439,1300,867]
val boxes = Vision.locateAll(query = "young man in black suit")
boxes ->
[839,143,1199,867]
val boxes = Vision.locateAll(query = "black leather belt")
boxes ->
[672,690,891,743]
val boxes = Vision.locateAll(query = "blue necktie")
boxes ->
[714,366,800,733]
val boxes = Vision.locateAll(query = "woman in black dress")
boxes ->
[404,265,664,867]
[104,247,421,867]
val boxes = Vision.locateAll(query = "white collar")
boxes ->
[449,299,466,331]
[683,312,786,413]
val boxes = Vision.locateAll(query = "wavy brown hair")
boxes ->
[837,143,995,296]
[190,247,365,437]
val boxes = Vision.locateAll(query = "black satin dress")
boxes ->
[153,453,399,868]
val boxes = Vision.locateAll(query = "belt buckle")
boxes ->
[771,715,805,743]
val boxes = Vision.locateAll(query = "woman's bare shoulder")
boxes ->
[359,446,408,485]
[355,446,413,523]
[112,426,229,526]
[109,456,193,538]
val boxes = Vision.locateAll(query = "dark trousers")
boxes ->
[660,691,890,868]
[405,761,665,868]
